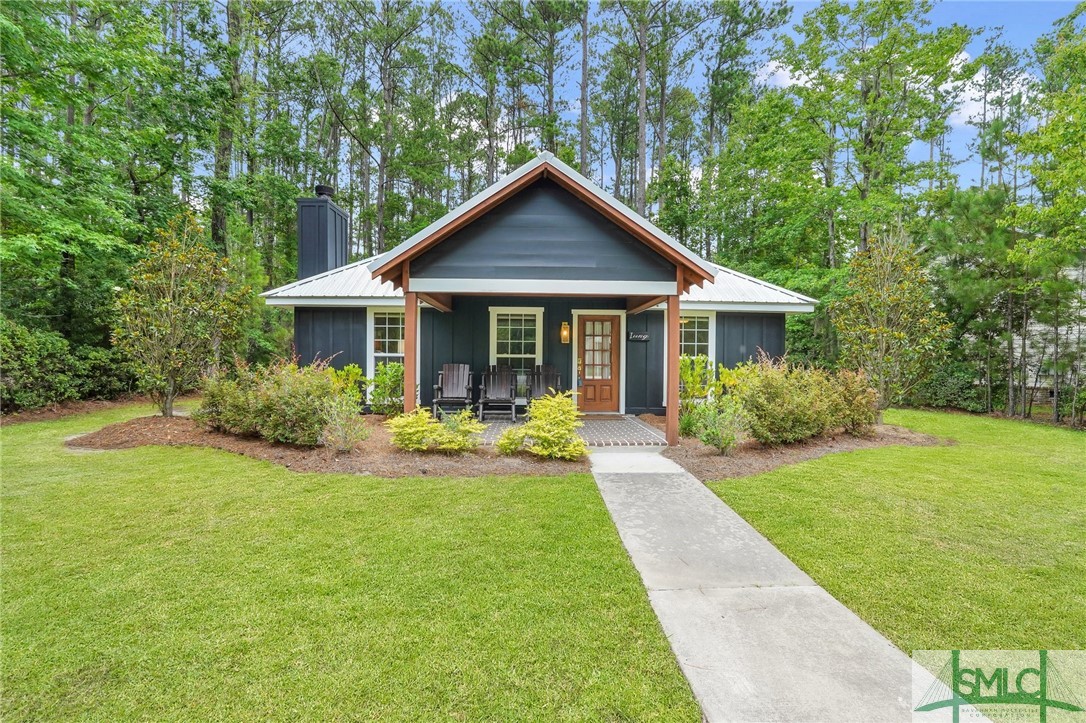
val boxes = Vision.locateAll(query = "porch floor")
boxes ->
[479,414,666,448]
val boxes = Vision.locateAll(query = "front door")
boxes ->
[577,315,620,413]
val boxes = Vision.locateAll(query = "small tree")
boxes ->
[113,213,249,416]
[832,232,951,409]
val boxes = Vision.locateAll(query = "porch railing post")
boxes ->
[404,262,418,413]
[666,274,681,445]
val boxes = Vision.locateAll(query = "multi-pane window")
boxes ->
[492,309,542,397]
[679,315,711,358]
[372,311,405,368]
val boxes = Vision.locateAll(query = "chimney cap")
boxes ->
[315,184,335,198]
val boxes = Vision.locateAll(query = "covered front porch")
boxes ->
[480,414,667,447]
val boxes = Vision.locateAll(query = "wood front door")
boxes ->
[577,316,620,413]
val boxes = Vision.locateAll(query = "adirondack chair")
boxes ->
[527,364,562,403]
[432,363,473,417]
[478,365,516,422]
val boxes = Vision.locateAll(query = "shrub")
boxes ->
[320,393,370,452]
[909,362,987,413]
[255,360,341,446]
[731,355,837,445]
[679,355,723,416]
[386,407,485,453]
[692,396,747,455]
[0,316,79,411]
[368,361,404,416]
[74,346,137,400]
[196,357,363,447]
[334,364,365,402]
[194,372,261,437]
[434,409,486,452]
[678,410,698,438]
[497,390,587,460]
[832,369,879,436]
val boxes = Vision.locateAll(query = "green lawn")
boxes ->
[1,405,698,721]
[710,409,1086,653]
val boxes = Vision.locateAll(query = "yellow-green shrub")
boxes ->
[385,408,485,453]
[497,391,587,460]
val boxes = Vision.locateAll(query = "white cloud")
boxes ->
[946,51,1037,128]
[754,61,812,89]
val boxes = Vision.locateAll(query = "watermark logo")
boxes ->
[913,650,1085,723]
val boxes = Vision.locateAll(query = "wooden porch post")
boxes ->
[403,263,418,413]
[666,276,681,446]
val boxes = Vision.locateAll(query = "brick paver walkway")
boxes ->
[479,414,665,447]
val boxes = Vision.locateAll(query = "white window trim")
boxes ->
[364,303,414,406]
[571,309,626,415]
[489,306,545,405]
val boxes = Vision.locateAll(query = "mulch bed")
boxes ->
[66,414,590,478]
[637,413,947,482]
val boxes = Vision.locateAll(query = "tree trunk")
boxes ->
[212,0,242,254]
[634,14,648,216]
[579,5,589,174]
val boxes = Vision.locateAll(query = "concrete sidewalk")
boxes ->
[590,449,922,723]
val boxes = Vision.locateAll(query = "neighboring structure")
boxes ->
[262,153,816,444]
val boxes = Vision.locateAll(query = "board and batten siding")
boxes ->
[717,313,786,367]
[410,178,676,283]
[294,308,367,369]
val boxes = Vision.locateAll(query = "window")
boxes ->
[372,311,405,369]
[490,307,544,399]
[679,314,711,358]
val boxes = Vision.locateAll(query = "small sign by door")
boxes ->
[628,331,650,342]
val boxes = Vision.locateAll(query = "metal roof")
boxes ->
[262,256,817,312]
[366,152,719,282]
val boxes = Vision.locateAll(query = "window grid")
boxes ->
[494,312,540,397]
[373,311,405,366]
[679,315,710,359]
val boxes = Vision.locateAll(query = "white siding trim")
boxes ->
[570,309,626,415]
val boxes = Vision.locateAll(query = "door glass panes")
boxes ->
[584,320,613,380]
[373,312,405,367]
[679,315,710,358]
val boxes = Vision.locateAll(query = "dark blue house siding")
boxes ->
[717,313,786,367]
[294,308,367,369]
[410,178,676,283]
[625,310,666,415]
[297,197,349,280]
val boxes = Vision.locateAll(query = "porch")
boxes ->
[480,414,667,448]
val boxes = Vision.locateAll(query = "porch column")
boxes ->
[399,288,414,410]
[666,291,680,446]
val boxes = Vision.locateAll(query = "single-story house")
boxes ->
[262,152,816,444]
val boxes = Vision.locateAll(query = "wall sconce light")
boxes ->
[560,321,571,344]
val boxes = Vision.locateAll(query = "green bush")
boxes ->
[320,393,370,452]
[832,369,879,436]
[194,366,262,437]
[74,346,137,400]
[692,396,747,455]
[386,407,485,453]
[909,362,987,413]
[678,410,699,438]
[730,356,837,445]
[497,390,587,460]
[196,357,362,447]
[0,316,79,411]
[679,355,723,416]
[368,361,404,416]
